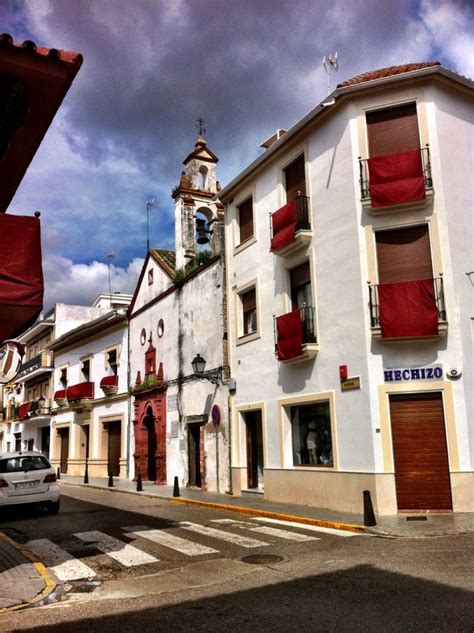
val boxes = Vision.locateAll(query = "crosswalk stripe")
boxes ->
[26,539,96,582]
[74,531,159,567]
[123,525,218,556]
[253,517,359,537]
[179,521,269,548]
[210,518,318,541]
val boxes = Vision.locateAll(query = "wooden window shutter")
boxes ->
[241,288,256,312]
[238,197,253,243]
[367,103,420,157]
[376,224,433,284]
[290,261,311,288]
[285,155,306,201]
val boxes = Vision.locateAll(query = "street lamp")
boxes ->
[190,354,235,390]
[191,354,207,376]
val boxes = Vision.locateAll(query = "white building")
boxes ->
[48,293,131,478]
[219,62,473,514]
[128,136,231,492]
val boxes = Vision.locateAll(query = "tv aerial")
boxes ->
[323,52,339,94]
[106,250,116,297]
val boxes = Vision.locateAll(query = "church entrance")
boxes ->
[144,407,157,481]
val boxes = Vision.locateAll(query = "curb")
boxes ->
[170,497,366,533]
[0,531,57,614]
[60,481,366,533]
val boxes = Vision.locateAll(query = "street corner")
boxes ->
[0,531,58,613]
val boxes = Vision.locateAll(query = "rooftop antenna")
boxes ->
[106,251,116,297]
[146,199,156,252]
[195,117,206,137]
[323,52,339,95]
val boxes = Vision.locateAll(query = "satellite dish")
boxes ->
[0,341,25,384]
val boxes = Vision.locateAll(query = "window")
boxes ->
[366,103,420,157]
[81,359,90,382]
[291,402,332,467]
[148,268,154,285]
[59,367,68,388]
[241,288,257,336]
[284,154,306,202]
[199,165,208,189]
[140,329,146,345]
[107,349,118,375]
[289,261,312,310]
[237,197,253,244]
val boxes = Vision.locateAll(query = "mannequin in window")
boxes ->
[306,421,318,464]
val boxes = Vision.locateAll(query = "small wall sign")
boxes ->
[211,404,221,425]
[384,364,443,382]
[341,377,361,391]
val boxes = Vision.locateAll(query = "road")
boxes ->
[0,485,473,632]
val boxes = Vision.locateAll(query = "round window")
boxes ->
[140,328,146,345]
[157,319,164,338]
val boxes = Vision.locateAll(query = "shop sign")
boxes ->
[384,364,443,382]
[341,377,361,391]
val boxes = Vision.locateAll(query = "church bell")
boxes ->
[196,218,211,245]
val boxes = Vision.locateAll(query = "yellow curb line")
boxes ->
[170,498,365,533]
[0,531,57,614]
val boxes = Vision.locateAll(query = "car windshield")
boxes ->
[0,456,50,473]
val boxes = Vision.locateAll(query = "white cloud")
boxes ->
[42,254,144,309]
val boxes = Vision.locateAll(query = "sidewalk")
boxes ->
[0,531,56,613]
[59,474,474,538]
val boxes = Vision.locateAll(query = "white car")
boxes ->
[0,451,60,514]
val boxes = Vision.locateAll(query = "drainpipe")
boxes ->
[126,316,131,479]
[226,389,233,495]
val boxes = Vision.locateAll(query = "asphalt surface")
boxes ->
[0,486,473,632]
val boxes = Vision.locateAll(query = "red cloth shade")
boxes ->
[66,382,94,401]
[0,213,43,342]
[100,375,118,388]
[270,199,297,252]
[368,150,425,208]
[54,389,67,401]
[378,278,439,338]
[18,401,32,420]
[276,310,303,360]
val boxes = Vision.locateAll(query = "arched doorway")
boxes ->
[144,406,157,481]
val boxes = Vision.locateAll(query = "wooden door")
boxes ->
[107,422,121,477]
[59,428,69,474]
[188,424,202,488]
[245,411,263,489]
[390,393,452,510]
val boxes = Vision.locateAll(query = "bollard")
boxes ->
[83,459,89,484]
[108,472,114,487]
[363,490,377,527]
[173,475,180,498]
[57,467,61,480]
[136,471,143,492]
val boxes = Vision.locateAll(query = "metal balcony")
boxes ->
[16,350,54,381]
[274,306,318,363]
[270,194,312,256]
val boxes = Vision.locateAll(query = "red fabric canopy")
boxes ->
[100,375,118,388]
[378,278,438,338]
[276,310,303,360]
[54,389,67,401]
[66,382,94,401]
[270,199,297,252]
[368,150,425,208]
[18,401,32,420]
[0,213,43,342]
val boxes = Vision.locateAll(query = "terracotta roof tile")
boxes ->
[150,249,176,277]
[337,62,441,88]
[0,33,83,68]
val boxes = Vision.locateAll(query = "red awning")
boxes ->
[368,149,425,208]
[276,310,303,360]
[66,382,94,402]
[18,401,32,420]
[54,389,67,401]
[270,199,297,252]
[0,213,44,342]
[100,375,118,388]
[378,279,439,338]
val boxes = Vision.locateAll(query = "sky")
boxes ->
[3,0,473,310]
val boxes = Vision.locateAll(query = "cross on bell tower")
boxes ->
[195,117,206,136]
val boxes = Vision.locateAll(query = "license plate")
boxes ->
[14,480,39,490]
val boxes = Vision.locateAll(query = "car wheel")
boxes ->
[47,500,60,514]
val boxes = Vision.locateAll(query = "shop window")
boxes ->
[240,287,257,336]
[291,401,333,467]
[237,197,254,245]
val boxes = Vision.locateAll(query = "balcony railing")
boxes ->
[274,306,318,362]
[368,276,447,338]
[359,146,432,208]
[17,350,53,379]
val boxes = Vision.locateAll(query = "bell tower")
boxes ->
[173,126,223,270]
